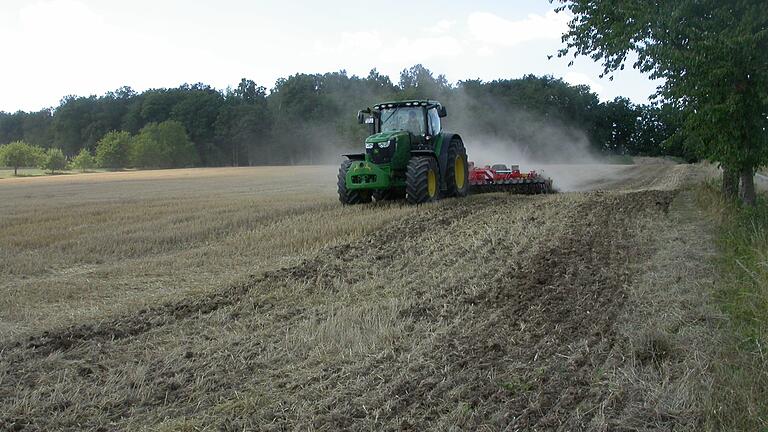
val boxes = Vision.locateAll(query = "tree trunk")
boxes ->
[14,166,17,176]
[740,166,757,207]
[723,166,739,200]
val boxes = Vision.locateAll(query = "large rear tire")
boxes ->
[446,137,469,197]
[337,160,372,205]
[406,156,440,204]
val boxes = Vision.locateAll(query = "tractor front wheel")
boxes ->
[337,160,372,205]
[446,137,469,197]
[406,156,440,204]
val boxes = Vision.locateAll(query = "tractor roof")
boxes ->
[372,100,442,110]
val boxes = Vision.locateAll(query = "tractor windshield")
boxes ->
[380,107,425,136]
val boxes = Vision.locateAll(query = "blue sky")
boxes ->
[0,0,662,112]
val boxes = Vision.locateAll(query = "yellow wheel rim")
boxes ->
[427,169,437,198]
[455,156,465,189]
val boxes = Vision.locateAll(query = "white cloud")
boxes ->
[477,46,494,57]
[19,0,103,35]
[386,35,464,62]
[563,71,605,94]
[467,10,569,47]
[314,30,464,73]
[0,0,114,109]
[426,19,455,34]
[318,31,384,54]
[0,0,243,110]
[0,2,658,110]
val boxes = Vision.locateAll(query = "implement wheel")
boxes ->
[337,160,372,205]
[446,137,469,197]
[406,156,440,204]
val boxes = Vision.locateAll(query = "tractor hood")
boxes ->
[365,130,406,143]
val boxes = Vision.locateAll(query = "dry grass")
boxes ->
[2,182,582,429]
[0,166,422,340]
[0,163,739,431]
[0,167,112,179]
[592,170,768,431]
[589,184,723,430]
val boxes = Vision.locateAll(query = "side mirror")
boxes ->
[438,106,447,118]
[357,110,365,124]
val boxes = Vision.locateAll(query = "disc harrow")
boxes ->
[469,162,554,194]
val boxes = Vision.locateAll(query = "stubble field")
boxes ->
[0,162,721,431]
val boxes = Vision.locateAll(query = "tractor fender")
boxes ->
[343,153,365,161]
[410,150,438,167]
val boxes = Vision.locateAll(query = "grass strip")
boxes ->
[698,180,768,431]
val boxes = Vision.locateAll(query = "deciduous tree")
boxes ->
[553,0,768,204]
[0,141,43,175]
[130,121,198,168]
[40,148,67,174]
[96,131,132,168]
[71,148,97,172]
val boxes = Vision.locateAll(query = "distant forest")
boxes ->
[0,64,694,167]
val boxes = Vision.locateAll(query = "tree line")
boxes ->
[0,141,67,175]
[0,120,196,174]
[0,65,694,172]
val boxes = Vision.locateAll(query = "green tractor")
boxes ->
[338,100,469,205]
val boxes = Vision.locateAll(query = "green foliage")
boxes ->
[53,95,99,155]
[553,0,768,201]
[70,148,97,172]
[0,110,53,147]
[0,140,44,175]
[697,181,768,429]
[169,84,224,165]
[39,147,67,174]
[96,131,132,168]
[600,97,637,154]
[215,104,270,166]
[130,120,198,168]
[3,66,696,167]
[399,64,450,100]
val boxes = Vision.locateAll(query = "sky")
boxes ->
[0,0,663,112]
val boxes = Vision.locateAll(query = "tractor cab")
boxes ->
[357,100,447,146]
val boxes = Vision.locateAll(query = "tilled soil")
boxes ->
[0,165,694,431]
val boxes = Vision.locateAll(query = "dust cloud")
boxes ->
[461,136,633,192]
[443,90,631,191]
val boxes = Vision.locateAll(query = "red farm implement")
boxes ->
[469,162,554,194]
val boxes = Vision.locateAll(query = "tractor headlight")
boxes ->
[379,138,396,149]
[365,142,373,149]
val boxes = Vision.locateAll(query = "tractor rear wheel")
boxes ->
[337,160,372,205]
[406,156,440,204]
[446,137,469,197]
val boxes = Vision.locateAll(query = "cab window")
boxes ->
[380,107,425,135]
[428,108,441,135]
